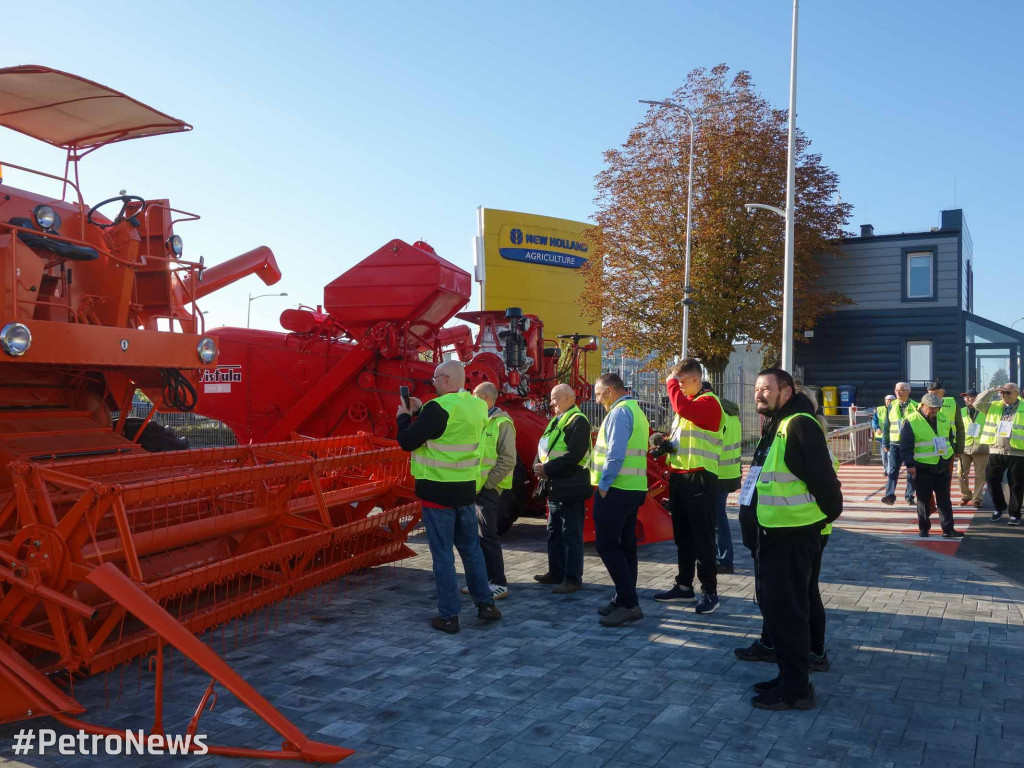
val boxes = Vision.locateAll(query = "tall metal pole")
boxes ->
[781,0,799,372]
[247,292,252,329]
[681,111,696,360]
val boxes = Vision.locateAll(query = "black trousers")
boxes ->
[475,488,506,585]
[912,468,955,534]
[593,487,646,608]
[669,471,718,595]
[753,534,828,657]
[987,454,1024,518]
[758,527,820,698]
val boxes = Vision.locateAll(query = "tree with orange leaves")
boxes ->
[580,64,851,375]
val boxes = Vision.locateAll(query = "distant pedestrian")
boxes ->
[874,394,896,475]
[975,382,1024,525]
[397,360,501,634]
[468,382,516,600]
[958,389,988,508]
[590,373,650,627]
[533,384,592,593]
[901,392,964,538]
[881,382,918,506]
[739,368,842,711]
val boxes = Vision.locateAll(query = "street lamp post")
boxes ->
[247,292,288,328]
[639,96,744,359]
[744,0,800,372]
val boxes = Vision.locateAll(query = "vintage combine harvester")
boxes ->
[0,65,419,762]
[198,238,675,543]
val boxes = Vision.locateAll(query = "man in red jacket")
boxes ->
[653,358,724,614]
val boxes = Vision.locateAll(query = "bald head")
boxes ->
[433,360,465,395]
[550,383,576,416]
[473,381,499,409]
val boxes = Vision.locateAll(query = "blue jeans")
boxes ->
[547,499,585,585]
[884,445,915,500]
[714,490,734,567]
[421,505,494,619]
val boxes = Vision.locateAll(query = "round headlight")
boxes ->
[197,336,217,364]
[1,323,32,357]
[33,205,57,232]
[167,234,183,257]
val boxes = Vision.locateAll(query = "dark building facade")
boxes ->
[794,209,1023,410]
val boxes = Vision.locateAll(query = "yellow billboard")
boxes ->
[474,208,600,378]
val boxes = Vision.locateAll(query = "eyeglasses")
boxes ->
[432,374,449,383]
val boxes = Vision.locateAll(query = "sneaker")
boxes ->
[918,530,929,538]
[533,572,560,584]
[809,652,831,672]
[992,509,1005,522]
[751,683,816,711]
[599,605,642,627]
[477,603,502,622]
[553,581,582,594]
[491,584,509,601]
[653,584,696,603]
[734,640,777,663]
[694,593,720,614]
[1009,516,1021,526]
[597,600,618,616]
[905,496,916,505]
[753,677,780,694]
[716,562,735,575]
[880,495,896,506]
[942,530,965,538]
[431,615,460,634]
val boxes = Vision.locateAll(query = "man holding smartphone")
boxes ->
[396,360,500,634]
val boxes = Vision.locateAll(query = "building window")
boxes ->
[905,251,935,299]
[906,340,933,382]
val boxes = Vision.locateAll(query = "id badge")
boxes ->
[738,465,762,506]
[967,422,981,438]
[997,420,1013,438]
[933,437,949,454]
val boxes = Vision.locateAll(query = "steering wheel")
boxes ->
[86,195,147,229]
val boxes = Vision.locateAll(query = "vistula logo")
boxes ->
[509,228,524,245]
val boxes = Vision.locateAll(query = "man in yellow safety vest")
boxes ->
[590,373,650,627]
[901,392,963,538]
[397,360,501,634]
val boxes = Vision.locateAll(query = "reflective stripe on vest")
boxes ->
[888,399,918,442]
[980,399,1024,449]
[537,406,592,467]
[906,410,953,464]
[410,391,488,483]
[666,390,723,474]
[718,413,742,481]
[755,413,838,529]
[479,412,514,491]
[590,398,650,491]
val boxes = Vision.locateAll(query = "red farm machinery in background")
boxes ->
[0,65,422,762]
[198,238,675,544]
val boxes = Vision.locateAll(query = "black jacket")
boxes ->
[540,410,593,503]
[397,401,478,508]
[739,392,843,551]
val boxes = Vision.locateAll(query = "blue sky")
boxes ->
[4,1,1023,332]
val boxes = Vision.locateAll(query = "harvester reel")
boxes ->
[86,194,147,229]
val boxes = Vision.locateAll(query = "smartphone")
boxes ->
[399,386,411,410]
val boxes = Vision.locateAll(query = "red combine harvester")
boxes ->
[0,65,421,762]
[199,238,675,543]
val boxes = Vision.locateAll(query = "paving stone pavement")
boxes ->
[1,510,1022,768]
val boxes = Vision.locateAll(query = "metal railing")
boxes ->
[827,422,873,465]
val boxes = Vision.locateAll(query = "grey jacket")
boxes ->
[974,388,1024,456]
[483,407,518,490]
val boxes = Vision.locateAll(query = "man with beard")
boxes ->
[737,368,842,710]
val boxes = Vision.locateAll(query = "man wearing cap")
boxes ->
[975,382,1024,525]
[958,389,988,508]
[901,393,963,538]
[926,380,965,461]
[881,382,918,506]
[874,395,896,476]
